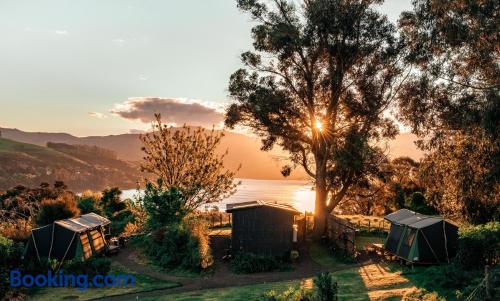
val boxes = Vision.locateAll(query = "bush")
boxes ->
[259,286,314,301]
[36,192,80,226]
[145,219,213,272]
[259,272,337,301]
[0,235,24,297]
[63,257,111,277]
[77,195,102,215]
[314,272,338,301]
[406,192,437,215]
[456,221,500,269]
[402,289,445,301]
[230,253,290,274]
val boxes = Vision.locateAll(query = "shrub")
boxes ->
[402,289,445,301]
[259,272,337,301]
[406,192,437,215]
[36,192,80,226]
[259,286,314,301]
[456,221,500,269]
[314,272,338,301]
[63,257,111,277]
[0,235,24,297]
[230,253,290,274]
[145,219,213,272]
[77,195,102,215]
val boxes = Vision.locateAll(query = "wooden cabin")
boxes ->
[226,201,301,257]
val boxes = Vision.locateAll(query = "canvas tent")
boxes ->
[24,213,110,262]
[383,209,458,264]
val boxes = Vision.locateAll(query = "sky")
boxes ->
[0,0,412,136]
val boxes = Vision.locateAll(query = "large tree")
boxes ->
[397,0,499,223]
[140,114,238,213]
[225,0,405,236]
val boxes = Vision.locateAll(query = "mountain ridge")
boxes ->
[0,127,424,181]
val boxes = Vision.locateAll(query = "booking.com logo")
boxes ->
[10,270,135,291]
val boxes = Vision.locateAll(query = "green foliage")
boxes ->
[77,196,102,215]
[406,192,437,215]
[230,253,290,274]
[63,257,112,277]
[100,187,126,217]
[0,235,24,297]
[456,221,500,269]
[142,181,188,230]
[402,289,445,301]
[258,272,337,301]
[36,192,80,226]
[259,286,314,301]
[314,272,338,301]
[144,220,213,272]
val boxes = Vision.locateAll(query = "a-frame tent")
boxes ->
[24,213,110,263]
[384,209,458,264]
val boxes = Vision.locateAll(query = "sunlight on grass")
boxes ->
[355,235,385,251]
[358,264,414,301]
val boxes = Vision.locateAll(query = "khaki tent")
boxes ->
[24,213,110,262]
[383,209,458,264]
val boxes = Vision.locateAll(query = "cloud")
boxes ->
[128,129,147,134]
[110,97,225,128]
[112,38,125,43]
[88,112,107,119]
[55,30,68,35]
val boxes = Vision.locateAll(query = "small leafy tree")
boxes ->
[142,180,188,229]
[314,272,338,301]
[36,192,80,226]
[140,114,238,212]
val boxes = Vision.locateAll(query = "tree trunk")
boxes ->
[313,156,328,239]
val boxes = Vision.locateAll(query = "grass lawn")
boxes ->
[144,263,456,301]
[142,267,386,301]
[26,262,180,301]
[355,235,385,252]
[309,242,353,269]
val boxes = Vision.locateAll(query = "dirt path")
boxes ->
[95,235,372,301]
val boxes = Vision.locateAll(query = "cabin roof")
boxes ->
[55,212,110,232]
[226,200,301,214]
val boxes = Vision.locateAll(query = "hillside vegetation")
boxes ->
[0,138,139,191]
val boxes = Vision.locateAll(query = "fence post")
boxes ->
[368,220,371,233]
[220,213,223,227]
[485,265,491,300]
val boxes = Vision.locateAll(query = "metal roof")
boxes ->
[384,209,443,229]
[55,213,110,233]
[226,200,301,214]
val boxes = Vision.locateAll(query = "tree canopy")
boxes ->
[397,0,499,223]
[140,114,238,213]
[226,0,406,235]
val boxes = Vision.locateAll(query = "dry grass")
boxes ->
[358,264,416,300]
[338,215,390,231]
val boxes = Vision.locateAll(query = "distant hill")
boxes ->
[0,137,140,191]
[0,127,424,182]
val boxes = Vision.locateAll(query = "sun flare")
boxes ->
[293,188,316,213]
[315,119,323,131]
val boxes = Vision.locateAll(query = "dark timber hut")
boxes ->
[383,209,458,264]
[24,213,110,262]
[226,201,301,257]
